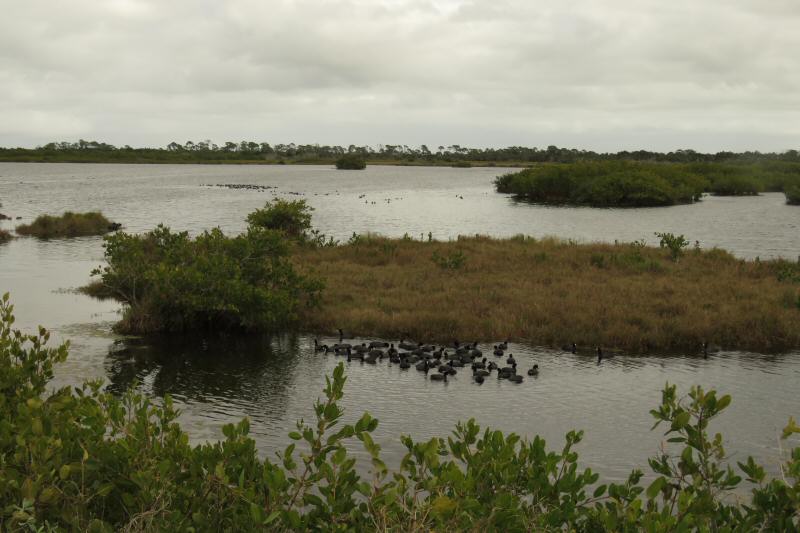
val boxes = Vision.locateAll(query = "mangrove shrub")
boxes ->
[92,224,323,333]
[0,294,798,531]
[335,154,367,170]
[495,161,706,207]
[247,199,338,247]
[786,182,800,205]
[655,232,690,262]
[246,199,313,239]
[15,211,119,239]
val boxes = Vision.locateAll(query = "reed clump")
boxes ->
[295,235,800,352]
[15,211,118,238]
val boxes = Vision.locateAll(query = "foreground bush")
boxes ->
[0,229,11,244]
[0,294,798,531]
[335,154,367,170]
[15,211,119,238]
[495,161,706,207]
[91,223,323,333]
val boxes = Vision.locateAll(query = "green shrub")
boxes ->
[1,293,798,531]
[431,249,466,270]
[247,199,338,247]
[655,231,690,262]
[246,199,313,239]
[335,154,366,170]
[15,211,118,238]
[786,182,800,205]
[91,223,323,333]
[709,173,762,196]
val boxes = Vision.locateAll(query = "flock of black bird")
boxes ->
[314,332,722,385]
[314,330,542,384]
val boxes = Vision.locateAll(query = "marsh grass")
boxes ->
[15,211,117,238]
[295,235,800,352]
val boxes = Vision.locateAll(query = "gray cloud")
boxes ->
[1,0,799,151]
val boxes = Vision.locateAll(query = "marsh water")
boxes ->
[1,163,799,483]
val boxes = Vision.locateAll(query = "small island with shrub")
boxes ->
[495,161,706,207]
[82,200,800,353]
[15,211,120,239]
[335,153,367,170]
[496,160,800,207]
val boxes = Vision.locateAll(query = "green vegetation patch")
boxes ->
[335,153,367,169]
[1,293,799,531]
[495,161,706,207]
[496,160,800,205]
[91,203,324,334]
[786,182,800,205]
[15,211,118,239]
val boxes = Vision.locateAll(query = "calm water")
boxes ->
[1,163,798,483]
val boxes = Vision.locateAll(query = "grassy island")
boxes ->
[17,211,120,239]
[16,211,119,239]
[295,235,800,352]
[84,201,800,352]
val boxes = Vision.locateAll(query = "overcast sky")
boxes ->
[2,0,799,152]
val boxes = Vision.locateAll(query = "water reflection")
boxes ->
[98,333,800,482]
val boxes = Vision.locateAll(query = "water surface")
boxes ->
[1,163,798,483]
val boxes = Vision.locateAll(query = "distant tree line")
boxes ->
[1,140,800,165]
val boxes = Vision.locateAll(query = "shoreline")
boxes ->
[0,158,528,168]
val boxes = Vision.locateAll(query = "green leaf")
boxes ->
[671,411,691,431]
[646,476,666,499]
[249,504,263,523]
[432,495,457,517]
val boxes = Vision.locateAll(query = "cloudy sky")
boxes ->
[2,0,799,152]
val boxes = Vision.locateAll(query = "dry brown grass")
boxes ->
[294,235,800,353]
